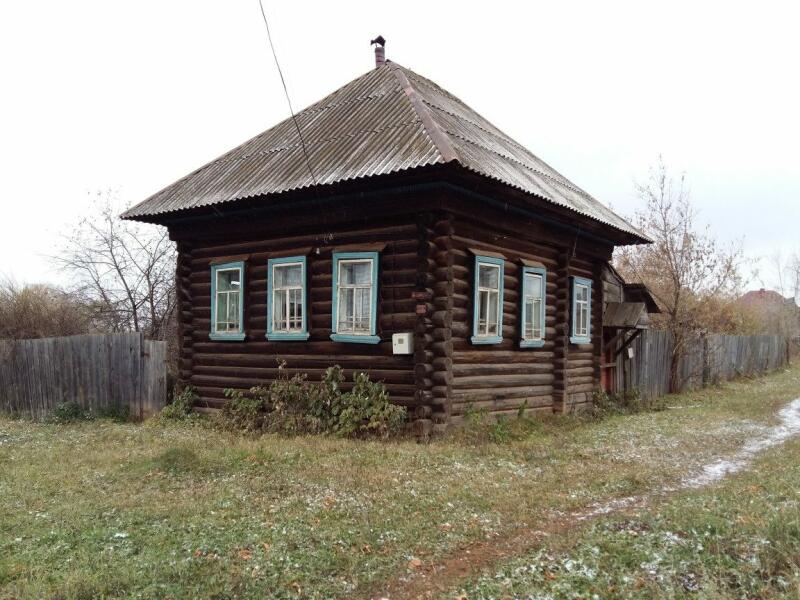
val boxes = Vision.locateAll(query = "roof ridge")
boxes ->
[389,64,458,164]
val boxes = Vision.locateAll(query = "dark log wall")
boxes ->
[174,215,423,411]
[447,206,612,422]
[170,188,616,427]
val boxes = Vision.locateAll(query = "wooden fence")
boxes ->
[0,333,167,420]
[613,331,790,400]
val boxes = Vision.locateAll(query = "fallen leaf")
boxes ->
[237,548,253,561]
[408,557,423,569]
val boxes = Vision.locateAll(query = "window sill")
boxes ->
[470,335,503,345]
[330,333,381,344]
[209,333,246,341]
[266,332,310,341]
[520,339,545,349]
[569,335,591,345]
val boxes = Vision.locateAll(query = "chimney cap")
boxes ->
[370,35,386,47]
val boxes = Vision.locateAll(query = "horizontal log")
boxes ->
[453,373,554,389]
[193,365,414,385]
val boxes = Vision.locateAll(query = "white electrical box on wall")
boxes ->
[392,332,414,355]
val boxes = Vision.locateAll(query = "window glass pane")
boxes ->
[357,287,371,331]
[340,260,372,286]
[527,274,542,298]
[487,291,499,335]
[273,289,286,328]
[577,284,588,302]
[289,288,303,330]
[524,301,534,338]
[478,289,488,332]
[533,298,542,337]
[340,263,354,286]
[217,269,239,292]
[353,262,371,285]
[275,264,302,287]
[479,264,499,288]
[228,293,239,328]
[216,293,228,329]
[338,287,354,331]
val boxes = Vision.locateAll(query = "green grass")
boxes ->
[452,435,800,599]
[1,364,799,599]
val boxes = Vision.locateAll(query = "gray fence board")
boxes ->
[614,331,789,401]
[0,333,167,420]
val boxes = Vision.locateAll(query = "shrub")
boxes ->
[221,386,270,433]
[334,371,406,438]
[456,406,540,444]
[219,363,406,439]
[590,388,665,417]
[48,401,91,423]
[158,386,199,421]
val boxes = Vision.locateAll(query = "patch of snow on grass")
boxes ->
[681,397,800,488]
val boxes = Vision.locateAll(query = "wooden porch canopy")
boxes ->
[603,301,650,330]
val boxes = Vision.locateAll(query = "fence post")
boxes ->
[701,333,710,388]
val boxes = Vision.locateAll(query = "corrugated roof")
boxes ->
[122,62,645,240]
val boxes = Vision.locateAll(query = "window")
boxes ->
[471,255,504,344]
[210,261,245,341]
[520,267,546,348]
[570,276,592,344]
[266,256,309,341]
[331,252,380,344]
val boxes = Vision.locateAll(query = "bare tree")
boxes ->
[56,192,176,340]
[616,158,746,391]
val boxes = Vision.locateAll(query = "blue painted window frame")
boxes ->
[330,251,380,344]
[520,266,547,348]
[209,260,246,341]
[570,276,592,345]
[471,255,505,345]
[266,256,310,341]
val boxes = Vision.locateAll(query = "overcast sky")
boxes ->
[1,1,797,291]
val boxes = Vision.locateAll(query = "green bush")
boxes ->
[158,386,199,421]
[221,386,270,433]
[48,401,91,423]
[219,363,406,439]
[334,371,406,438]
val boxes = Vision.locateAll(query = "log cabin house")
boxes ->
[122,41,652,435]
